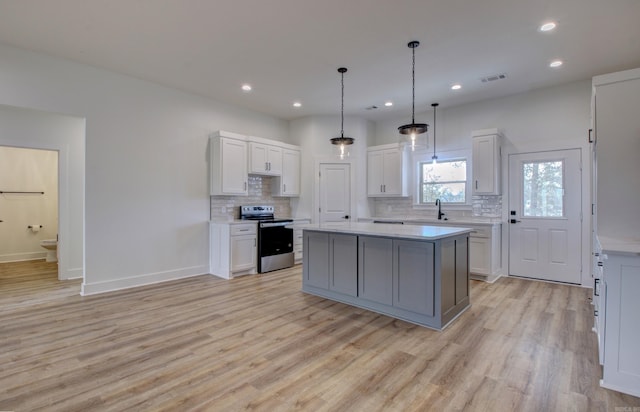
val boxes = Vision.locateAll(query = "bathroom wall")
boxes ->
[0,146,58,262]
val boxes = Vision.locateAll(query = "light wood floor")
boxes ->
[1,261,639,411]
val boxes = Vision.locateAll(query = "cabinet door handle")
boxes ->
[588,128,594,143]
[283,183,287,193]
[475,180,478,189]
[594,278,600,296]
[244,182,247,191]
[380,184,383,193]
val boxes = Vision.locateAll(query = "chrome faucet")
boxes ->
[435,198,445,220]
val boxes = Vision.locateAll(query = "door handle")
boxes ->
[510,219,521,224]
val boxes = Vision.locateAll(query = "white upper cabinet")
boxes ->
[273,148,300,197]
[367,144,409,197]
[249,142,282,176]
[210,131,248,196]
[210,131,300,196]
[472,129,502,195]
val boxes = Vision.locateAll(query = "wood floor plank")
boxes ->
[1,260,639,411]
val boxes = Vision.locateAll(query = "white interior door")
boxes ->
[319,163,351,223]
[508,149,582,284]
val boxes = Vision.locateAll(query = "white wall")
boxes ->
[0,147,58,262]
[0,43,288,294]
[289,115,374,221]
[374,79,592,150]
[0,105,85,279]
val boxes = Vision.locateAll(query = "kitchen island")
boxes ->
[301,222,472,330]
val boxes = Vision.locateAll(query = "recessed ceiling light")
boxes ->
[539,22,557,32]
[384,101,393,107]
[451,84,462,90]
[241,84,252,92]
[549,60,563,68]
[293,102,301,108]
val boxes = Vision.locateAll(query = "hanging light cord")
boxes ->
[411,45,416,123]
[433,105,436,155]
[340,69,345,137]
[432,102,439,160]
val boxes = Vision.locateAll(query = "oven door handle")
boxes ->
[260,221,293,228]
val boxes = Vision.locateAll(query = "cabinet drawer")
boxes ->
[231,223,257,236]
[469,227,490,238]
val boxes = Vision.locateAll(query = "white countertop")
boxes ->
[362,216,501,226]
[598,236,640,256]
[300,222,473,241]
[210,219,257,225]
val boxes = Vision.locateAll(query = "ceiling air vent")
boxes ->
[480,73,507,83]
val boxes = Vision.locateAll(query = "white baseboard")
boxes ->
[80,265,209,296]
[59,267,83,280]
[0,251,46,263]
[470,272,503,283]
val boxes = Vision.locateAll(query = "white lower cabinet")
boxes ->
[210,222,257,279]
[292,218,311,264]
[468,225,501,282]
[599,252,640,397]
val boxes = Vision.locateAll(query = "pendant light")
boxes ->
[330,67,354,159]
[398,41,428,151]
[431,103,439,164]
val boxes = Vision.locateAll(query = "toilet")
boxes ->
[40,239,58,263]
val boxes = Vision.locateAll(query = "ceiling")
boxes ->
[0,0,639,121]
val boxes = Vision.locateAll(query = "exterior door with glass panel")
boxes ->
[508,149,581,284]
[319,163,351,223]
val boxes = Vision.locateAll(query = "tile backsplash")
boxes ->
[471,195,502,217]
[373,195,502,219]
[210,175,291,220]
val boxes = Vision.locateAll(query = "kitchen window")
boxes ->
[420,159,467,204]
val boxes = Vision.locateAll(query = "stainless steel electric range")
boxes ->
[239,205,294,273]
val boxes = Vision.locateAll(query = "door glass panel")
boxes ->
[522,160,563,217]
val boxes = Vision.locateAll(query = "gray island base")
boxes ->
[301,222,472,330]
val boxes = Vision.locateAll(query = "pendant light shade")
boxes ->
[431,103,439,163]
[331,67,353,159]
[398,41,428,151]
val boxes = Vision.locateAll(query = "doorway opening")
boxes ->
[0,104,85,285]
[0,146,59,276]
